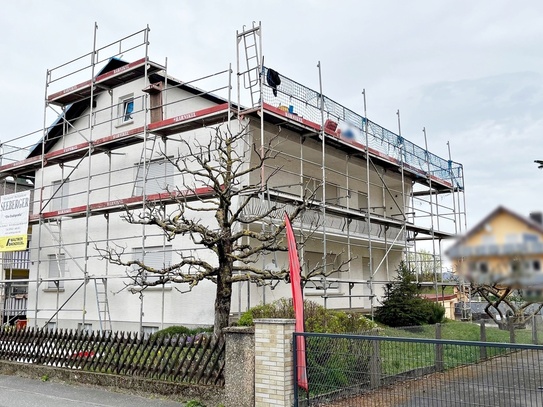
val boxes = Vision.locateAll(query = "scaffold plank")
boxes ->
[264,188,454,239]
[29,186,215,223]
[0,126,146,175]
[0,103,232,176]
[47,58,164,105]
[148,103,231,136]
[262,103,321,133]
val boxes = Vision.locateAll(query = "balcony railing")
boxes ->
[2,250,30,270]
[448,242,543,258]
[240,196,406,245]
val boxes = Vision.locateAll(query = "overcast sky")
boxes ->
[1,1,542,231]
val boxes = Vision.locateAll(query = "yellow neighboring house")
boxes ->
[447,206,543,297]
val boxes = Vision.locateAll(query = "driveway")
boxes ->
[328,350,543,407]
[395,350,543,407]
[0,374,184,407]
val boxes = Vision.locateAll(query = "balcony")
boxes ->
[448,242,543,258]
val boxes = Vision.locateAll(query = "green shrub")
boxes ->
[239,298,376,333]
[422,299,446,325]
[151,325,213,340]
[374,261,445,327]
[240,299,376,397]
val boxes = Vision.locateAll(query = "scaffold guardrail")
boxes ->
[262,67,464,190]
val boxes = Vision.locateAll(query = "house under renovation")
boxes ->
[0,24,466,333]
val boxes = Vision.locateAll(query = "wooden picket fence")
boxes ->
[0,327,225,385]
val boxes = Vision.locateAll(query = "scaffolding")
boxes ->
[0,23,467,332]
[236,22,468,315]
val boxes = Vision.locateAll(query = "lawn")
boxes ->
[380,320,535,343]
[377,320,536,376]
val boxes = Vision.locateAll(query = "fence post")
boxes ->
[293,333,298,407]
[509,321,516,344]
[223,326,255,407]
[479,322,487,360]
[370,339,381,389]
[435,323,444,372]
[532,317,538,345]
[254,319,295,407]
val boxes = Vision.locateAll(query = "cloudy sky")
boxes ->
[1,0,542,230]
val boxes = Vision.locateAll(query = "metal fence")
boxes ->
[0,327,225,386]
[294,332,543,406]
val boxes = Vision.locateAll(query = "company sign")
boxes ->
[0,190,31,252]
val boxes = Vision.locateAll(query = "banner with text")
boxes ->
[0,190,31,252]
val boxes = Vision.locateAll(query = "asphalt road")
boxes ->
[0,375,184,407]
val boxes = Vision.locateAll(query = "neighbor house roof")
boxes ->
[446,206,543,258]
[420,293,457,301]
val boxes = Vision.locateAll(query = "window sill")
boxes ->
[145,285,172,291]
[115,119,134,129]
[305,289,342,296]
[42,288,65,292]
[129,285,172,293]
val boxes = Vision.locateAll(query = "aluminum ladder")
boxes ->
[237,22,262,108]
[94,278,112,332]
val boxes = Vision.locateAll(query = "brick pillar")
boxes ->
[223,326,255,407]
[254,319,295,407]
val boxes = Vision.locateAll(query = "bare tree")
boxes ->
[472,283,543,328]
[97,122,346,334]
[468,257,543,328]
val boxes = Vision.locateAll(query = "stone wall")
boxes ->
[223,326,255,407]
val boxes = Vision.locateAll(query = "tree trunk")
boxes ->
[214,266,233,336]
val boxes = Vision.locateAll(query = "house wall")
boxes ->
[27,73,421,331]
[28,80,230,331]
[466,212,543,246]
[452,210,543,286]
[230,120,408,314]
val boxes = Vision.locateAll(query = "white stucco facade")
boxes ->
[16,59,446,334]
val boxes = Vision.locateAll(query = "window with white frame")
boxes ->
[360,256,371,280]
[48,253,66,289]
[505,234,521,244]
[50,179,69,211]
[482,234,496,245]
[77,323,92,333]
[132,245,172,285]
[468,261,488,274]
[118,94,135,125]
[303,251,341,291]
[522,259,541,274]
[134,158,175,196]
[523,233,539,243]
[142,325,159,338]
[325,184,339,205]
[303,176,340,204]
[303,176,321,200]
